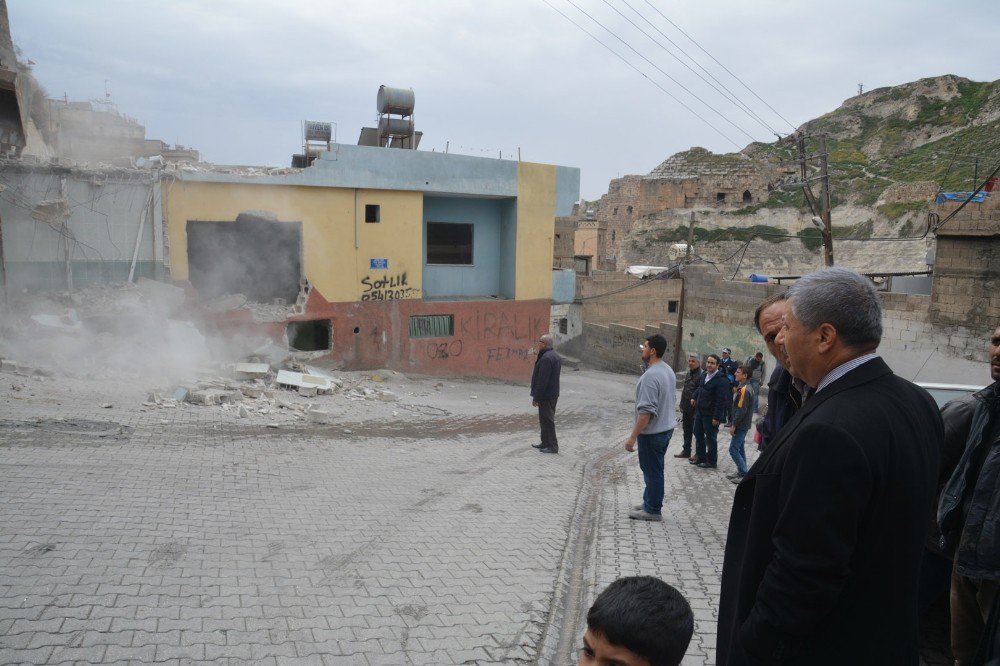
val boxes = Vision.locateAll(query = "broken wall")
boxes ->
[0,164,164,291]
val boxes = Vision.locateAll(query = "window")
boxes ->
[716,192,726,203]
[627,205,633,214]
[612,230,616,242]
[427,222,473,265]
[559,318,568,334]
[668,300,678,314]
[409,314,454,338]
[742,190,752,205]
[365,204,380,223]
[613,207,618,216]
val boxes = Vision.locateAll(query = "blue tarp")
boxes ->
[936,191,988,204]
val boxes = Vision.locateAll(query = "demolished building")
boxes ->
[0,86,580,381]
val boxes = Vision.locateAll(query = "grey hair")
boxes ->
[540,334,554,347]
[787,267,882,348]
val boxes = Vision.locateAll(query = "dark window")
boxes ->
[627,205,633,214]
[613,207,618,216]
[612,230,616,242]
[668,300,678,313]
[559,318,568,334]
[409,314,454,338]
[427,222,473,265]
[365,204,380,223]
[286,319,331,351]
[742,190,752,205]
[716,192,726,203]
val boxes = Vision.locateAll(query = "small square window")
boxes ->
[365,204,380,223]
[668,300,678,313]
[427,222,473,265]
[559,318,568,334]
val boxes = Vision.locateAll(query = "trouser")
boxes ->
[729,428,748,475]
[748,379,761,413]
[951,556,1000,665]
[680,410,694,455]
[537,398,558,451]
[637,429,673,514]
[693,414,719,465]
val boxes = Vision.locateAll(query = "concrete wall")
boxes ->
[930,212,999,331]
[205,296,550,381]
[551,269,576,305]
[423,197,507,299]
[549,303,582,347]
[0,166,164,291]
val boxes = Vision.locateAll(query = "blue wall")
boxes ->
[423,197,514,299]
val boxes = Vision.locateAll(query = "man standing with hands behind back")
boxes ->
[530,334,561,454]
[625,334,676,522]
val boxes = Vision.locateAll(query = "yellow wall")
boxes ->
[515,162,556,300]
[162,181,423,303]
[575,226,598,257]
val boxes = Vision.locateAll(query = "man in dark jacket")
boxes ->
[937,325,1000,665]
[753,292,806,450]
[530,334,562,454]
[717,267,942,666]
[674,353,702,460]
[691,354,730,469]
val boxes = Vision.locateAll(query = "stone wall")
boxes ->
[930,210,999,331]
[682,265,784,328]
[577,274,682,328]
[560,321,680,375]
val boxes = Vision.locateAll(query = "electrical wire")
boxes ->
[609,0,782,137]
[540,0,742,149]
[639,0,797,132]
[562,0,758,143]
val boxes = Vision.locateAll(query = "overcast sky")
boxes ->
[8,1,999,199]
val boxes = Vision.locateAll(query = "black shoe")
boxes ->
[696,462,717,469]
[688,457,703,465]
[674,451,691,458]
[531,443,545,449]
[538,446,558,454]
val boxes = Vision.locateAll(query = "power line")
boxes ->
[540,0,742,149]
[611,0,782,137]
[563,0,757,143]
[639,0,798,132]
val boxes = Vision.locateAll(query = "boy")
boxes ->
[580,576,694,666]
[727,365,757,484]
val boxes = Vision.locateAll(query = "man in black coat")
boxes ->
[675,353,703,460]
[717,267,942,665]
[530,334,562,454]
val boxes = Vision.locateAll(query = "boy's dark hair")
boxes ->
[734,365,749,378]
[645,334,667,360]
[706,353,721,365]
[586,576,694,666]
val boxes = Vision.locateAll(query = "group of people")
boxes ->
[531,267,1000,666]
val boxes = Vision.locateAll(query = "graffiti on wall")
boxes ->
[360,272,420,301]
[486,346,534,363]
[426,340,463,360]
[457,312,546,341]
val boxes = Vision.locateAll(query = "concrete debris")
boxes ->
[30,311,82,330]
[235,363,269,379]
[171,387,188,401]
[377,390,398,403]
[297,386,317,397]
[307,408,329,423]
[276,369,333,392]
[237,405,249,418]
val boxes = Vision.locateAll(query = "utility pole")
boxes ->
[686,211,695,261]
[818,135,834,266]
[791,133,834,266]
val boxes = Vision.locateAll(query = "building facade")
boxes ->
[163,143,579,380]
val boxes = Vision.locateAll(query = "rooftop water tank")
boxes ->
[377,86,415,115]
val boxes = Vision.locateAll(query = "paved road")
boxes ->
[0,365,949,664]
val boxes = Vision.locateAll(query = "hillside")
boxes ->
[747,75,1000,208]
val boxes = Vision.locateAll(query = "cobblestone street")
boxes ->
[0,364,947,665]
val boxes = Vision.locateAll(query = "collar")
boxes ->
[815,353,878,395]
[705,370,718,381]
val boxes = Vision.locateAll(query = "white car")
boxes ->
[916,382,985,409]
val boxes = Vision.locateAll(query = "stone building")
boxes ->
[592,147,785,270]
[930,196,999,332]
